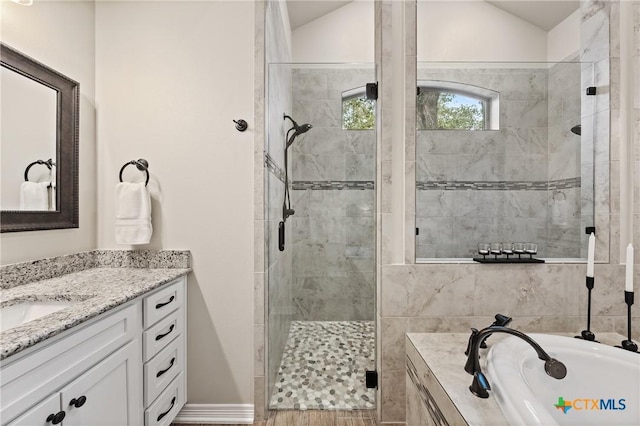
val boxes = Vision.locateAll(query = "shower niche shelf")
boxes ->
[472,257,545,264]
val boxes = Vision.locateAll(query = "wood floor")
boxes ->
[172,409,386,425]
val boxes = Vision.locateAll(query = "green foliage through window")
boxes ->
[417,90,485,130]
[342,96,375,130]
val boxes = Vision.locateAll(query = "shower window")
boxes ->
[417,80,499,130]
[342,86,375,130]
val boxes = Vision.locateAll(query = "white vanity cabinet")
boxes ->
[0,276,187,426]
[140,279,187,426]
[9,340,140,426]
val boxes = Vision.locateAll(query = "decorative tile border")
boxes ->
[406,355,449,426]
[292,181,375,190]
[265,152,285,184]
[1,250,192,289]
[417,177,581,191]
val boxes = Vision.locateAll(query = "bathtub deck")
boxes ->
[405,332,625,426]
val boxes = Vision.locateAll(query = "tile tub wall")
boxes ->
[289,68,376,321]
[415,65,584,259]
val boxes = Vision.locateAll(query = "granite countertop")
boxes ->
[0,267,190,360]
[406,332,624,425]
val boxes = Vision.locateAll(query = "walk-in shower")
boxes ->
[266,63,376,410]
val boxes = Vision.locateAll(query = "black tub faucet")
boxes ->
[464,326,567,398]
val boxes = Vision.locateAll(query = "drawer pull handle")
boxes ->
[157,396,176,421]
[155,295,175,309]
[69,395,87,408]
[155,324,175,341]
[157,357,176,378]
[46,411,65,424]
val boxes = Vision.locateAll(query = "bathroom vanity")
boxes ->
[0,252,190,426]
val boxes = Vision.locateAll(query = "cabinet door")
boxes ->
[61,340,142,426]
[7,394,61,426]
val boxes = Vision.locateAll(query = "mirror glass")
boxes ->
[1,42,79,232]
[1,66,58,211]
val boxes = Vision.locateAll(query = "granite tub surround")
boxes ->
[405,332,626,425]
[0,251,191,359]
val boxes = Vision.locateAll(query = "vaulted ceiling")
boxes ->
[286,0,580,32]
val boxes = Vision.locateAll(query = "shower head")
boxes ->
[284,114,313,148]
[571,124,581,136]
[294,123,313,136]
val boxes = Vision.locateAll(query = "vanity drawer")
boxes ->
[144,373,184,426]
[143,279,183,328]
[143,335,183,407]
[142,309,182,362]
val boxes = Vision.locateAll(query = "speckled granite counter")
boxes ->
[0,250,191,360]
[405,332,624,425]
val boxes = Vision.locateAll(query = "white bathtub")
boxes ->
[486,333,639,426]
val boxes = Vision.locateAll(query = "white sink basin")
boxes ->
[0,301,76,332]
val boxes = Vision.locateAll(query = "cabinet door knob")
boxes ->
[69,395,87,408]
[156,357,176,378]
[155,295,175,309]
[46,411,65,424]
[155,324,175,341]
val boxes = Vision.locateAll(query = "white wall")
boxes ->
[0,0,96,265]
[95,1,255,405]
[292,0,374,63]
[417,0,547,61]
[547,9,581,62]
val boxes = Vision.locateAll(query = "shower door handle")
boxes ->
[279,221,285,251]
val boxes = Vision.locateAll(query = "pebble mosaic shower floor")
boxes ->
[269,321,376,410]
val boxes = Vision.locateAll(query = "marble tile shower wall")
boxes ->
[290,68,376,321]
[264,0,293,410]
[416,67,581,258]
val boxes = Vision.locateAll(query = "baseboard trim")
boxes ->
[174,403,254,424]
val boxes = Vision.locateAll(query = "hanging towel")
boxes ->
[19,181,50,210]
[48,182,56,211]
[115,182,152,245]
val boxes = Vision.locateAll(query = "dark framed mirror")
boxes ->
[1,42,79,232]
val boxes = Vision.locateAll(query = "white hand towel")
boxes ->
[19,181,50,210]
[115,182,152,245]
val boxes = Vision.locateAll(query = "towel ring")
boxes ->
[119,159,150,186]
[24,159,55,182]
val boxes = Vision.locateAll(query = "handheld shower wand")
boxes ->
[279,114,313,251]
